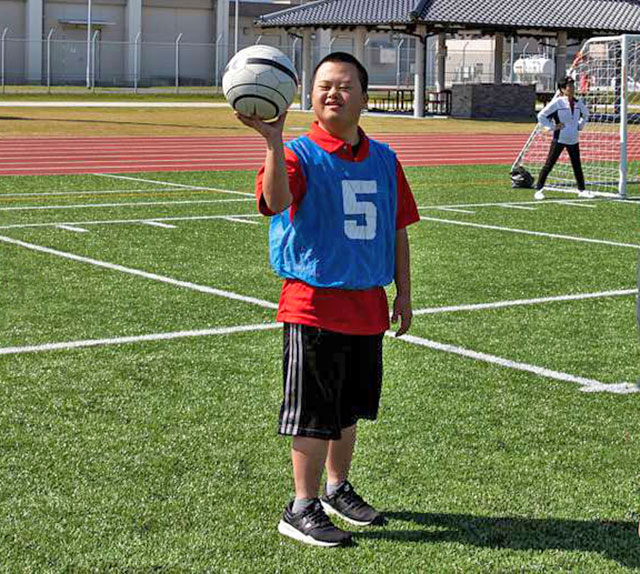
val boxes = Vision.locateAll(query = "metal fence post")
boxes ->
[91,30,98,89]
[1,28,8,94]
[175,33,182,94]
[292,37,300,69]
[47,28,55,92]
[134,31,141,93]
[215,33,223,90]
[234,0,239,56]
[396,38,405,88]
[86,0,92,88]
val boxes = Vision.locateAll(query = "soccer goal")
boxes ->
[513,34,640,198]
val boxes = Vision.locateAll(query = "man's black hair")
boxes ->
[558,76,575,91]
[312,52,369,93]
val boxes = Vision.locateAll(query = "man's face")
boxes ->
[311,61,368,131]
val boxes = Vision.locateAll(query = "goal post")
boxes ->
[512,34,640,199]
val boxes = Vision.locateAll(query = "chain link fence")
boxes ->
[0,30,557,97]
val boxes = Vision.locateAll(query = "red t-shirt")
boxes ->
[256,122,420,335]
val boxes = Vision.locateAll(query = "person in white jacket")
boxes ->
[534,77,592,199]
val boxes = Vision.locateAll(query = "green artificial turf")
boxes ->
[1,166,639,572]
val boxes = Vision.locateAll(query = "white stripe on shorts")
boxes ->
[291,325,303,435]
[280,324,294,434]
[281,324,302,435]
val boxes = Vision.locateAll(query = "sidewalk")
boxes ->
[0,101,233,108]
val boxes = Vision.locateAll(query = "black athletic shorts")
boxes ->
[279,323,384,440]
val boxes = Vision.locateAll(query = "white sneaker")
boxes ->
[577,190,594,199]
[534,190,545,200]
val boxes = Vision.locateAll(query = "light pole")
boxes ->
[86,0,92,88]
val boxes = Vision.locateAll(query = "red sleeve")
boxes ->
[255,147,306,216]
[395,159,420,229]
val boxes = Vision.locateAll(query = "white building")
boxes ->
[0,0,302,85]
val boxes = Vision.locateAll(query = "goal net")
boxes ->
[513,34,640,198]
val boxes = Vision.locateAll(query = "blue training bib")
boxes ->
[269,135,397,289]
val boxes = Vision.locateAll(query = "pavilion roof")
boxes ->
[256,0,640,35]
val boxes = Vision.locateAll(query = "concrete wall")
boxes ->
[44,0,126,83]
[0,1,26,35]
[0,1,27,81]
[142,2,214,84]
[447,38,496,85]
[451,83,536,120]
[143,0,213,42]
[0,0,294,85]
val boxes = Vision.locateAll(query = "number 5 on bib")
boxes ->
[342,180,378,240]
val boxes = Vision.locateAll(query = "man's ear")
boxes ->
[362,92,369,109]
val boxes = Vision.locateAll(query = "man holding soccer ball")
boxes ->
[235,52,419,547]
[534,76,592,200]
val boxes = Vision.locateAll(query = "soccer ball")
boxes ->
[223,45,298,121]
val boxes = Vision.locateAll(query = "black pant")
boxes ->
[536,141,586,191]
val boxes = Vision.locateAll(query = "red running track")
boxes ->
[0,133,528,176]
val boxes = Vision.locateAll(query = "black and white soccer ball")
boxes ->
[223,45,298,121]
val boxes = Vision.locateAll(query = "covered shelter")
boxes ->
[256,0,640,118]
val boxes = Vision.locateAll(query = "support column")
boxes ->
[125,0,142,83]
[436,32,447,92]
[493,32,504,84]
[555,30,567,84]
[25,0,43,83]
[354,26,366,63]
[509,36,515,83]
[301,28,313,111]
[318,29,331,60]
[216,0,229,68]
[413,26,426,118]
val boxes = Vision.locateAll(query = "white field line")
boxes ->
[0,142,521,156]
[391,332,639,395]
[0,323,282,356]
[4,312,633,394]
[0,234,278,310]
[499,204,537,211]
[1,230,634,395]
[413,288,637,316]
[0,213,263,230]
[544,186,622,199]
[419,216,640,249]
[0,163,263,174]
[56,224,89,233]
[0,153,517,169]
[556,200,597,209]
[94,173,253,198]
[0,198,255,212]
[431,207,476,214]
[142,221,176,229]
[0,157,272,168]
[221,216,260,225]
[0,187,191,198]
[417,199,602,210]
